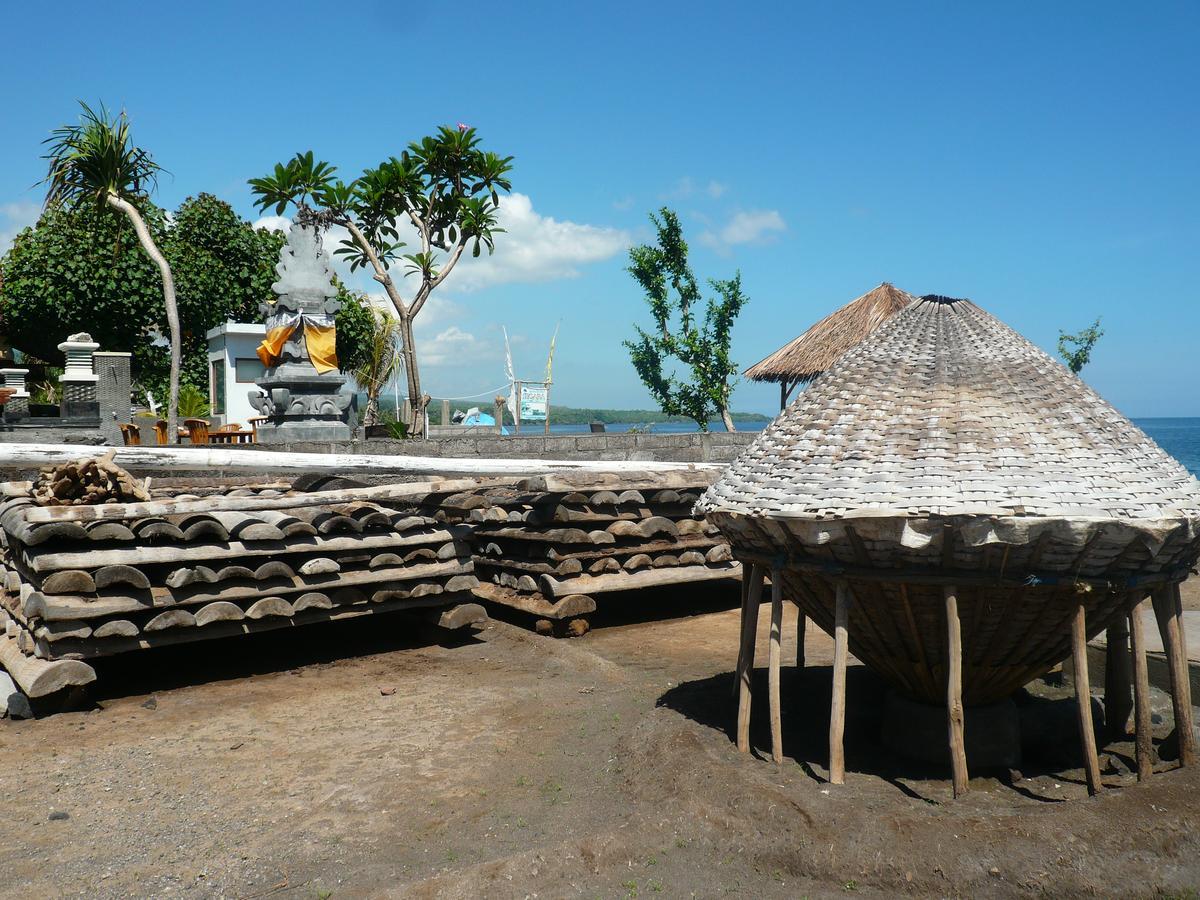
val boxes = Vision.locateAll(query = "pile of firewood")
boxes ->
[31,451,151,507]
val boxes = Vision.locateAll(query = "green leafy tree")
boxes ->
[1058,317,1104,374]
[249,128,514,436]
[624,208,747,432]
[40,102,183,439]
[0,195,289,407]
[334,286,375,376]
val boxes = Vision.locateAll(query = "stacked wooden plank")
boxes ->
[404,472,741,635]
[0,480,487,699]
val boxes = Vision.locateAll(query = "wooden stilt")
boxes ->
[796,607,807,670]
[1104,617,1133,739]
[943,585,969,798]
[829,581,850,784]
[736,564,764,754]
[733,568,751,700]
[1152,584,1196,767]
[1071,601,1103,795]
[1128,597,1153,781]
[768,568,784,764]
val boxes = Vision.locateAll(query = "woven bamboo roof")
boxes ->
[743,282,916,385]
[702,295,1200,522]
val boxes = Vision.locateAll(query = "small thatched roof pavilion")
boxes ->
[744,282,916,408]
[704,294,1200,795]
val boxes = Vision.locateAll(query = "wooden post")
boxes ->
[733,568,751,700]
[1104,617,1134,739]
[1129,597,1153,781]
[796,606,806,670]
[943,584,969,798]
[736,564,764,754]
[768,567,784,764]
[493,396,505,434]
[1152,583,1196,767]
[829,581,850,784]
[1071,601,1103,795]
[440,399,451,428]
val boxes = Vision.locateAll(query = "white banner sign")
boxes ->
[520,383,548,421]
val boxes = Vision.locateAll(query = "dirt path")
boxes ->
[1,594,1198,898]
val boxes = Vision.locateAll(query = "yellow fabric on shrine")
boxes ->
[255,319,340,375]
[302,320,339,374]
[256,323,294,369]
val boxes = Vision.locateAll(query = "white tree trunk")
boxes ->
[106,194,180,441]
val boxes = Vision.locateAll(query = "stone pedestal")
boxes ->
[58,334,100,424]
[93,352,132,445]
[0,368,30,421]
[249,225,352,443]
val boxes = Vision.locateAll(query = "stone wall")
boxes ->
[246,431,757,464]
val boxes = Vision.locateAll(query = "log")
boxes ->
[830,581,850,785]
[25,530,455,573]
[1,445,718,500]
[0,633,95,697]
[40,570,96,595]
[1152,583,1196,767]
[145,609,197,632]
[768,567,784,764]
[944,585,969,797]
[428,602,488,630]
[1071,601,1103,795]
[245,597,294,620]
[93,620,138,638]
[472,582,596,619]
[94,565,151,591]
[1104,618,1133,739]
[538,563,741,598]
[194,601,246,626]
[1129,597,1153,781]
[737,565,764,754]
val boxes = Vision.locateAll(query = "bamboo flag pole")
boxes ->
[829,581,850,784]
[768,567,784,764]
[1128,595,1153,781]
[943,584,969,798]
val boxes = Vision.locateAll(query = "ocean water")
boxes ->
[1134,418,1200,477]
[546,417,1200,478]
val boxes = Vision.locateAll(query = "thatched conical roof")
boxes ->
[706,295,1200,523]
[743,282,916,386]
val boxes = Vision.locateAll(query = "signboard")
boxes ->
[519,383,548,421]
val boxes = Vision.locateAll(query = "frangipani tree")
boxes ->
[41,102,183,439]
[249,128,514,436]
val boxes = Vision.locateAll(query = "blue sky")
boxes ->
[2,1,1197,417]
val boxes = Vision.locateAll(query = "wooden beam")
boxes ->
[0,633,95,698]
[944,584,969,798]
[1152,583,1196,767]
[538,563,740,599]
[1104,618,1133,739]
[736,564,764,754]
[733,568,751,699]
[1071,601,1103,795]
[768,567,784,764]
[1128,596,1153,781]
[829,581,850,784]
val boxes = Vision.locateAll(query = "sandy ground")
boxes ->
[1,584,1199,899]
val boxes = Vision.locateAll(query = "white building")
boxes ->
[206,322,266,427]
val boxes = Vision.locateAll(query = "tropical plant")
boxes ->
[351,305,402,427]
[40,102,182,439]
[1058,317,1104,374]
[176,383,210,419]
[624,208,747,432]
[334,287,376,377]
[249,128,514,436]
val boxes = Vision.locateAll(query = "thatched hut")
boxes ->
[701,294,1200,795]
[744,282,915,408]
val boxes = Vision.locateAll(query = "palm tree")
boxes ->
[354,307,402,427]
[41,102,182,440]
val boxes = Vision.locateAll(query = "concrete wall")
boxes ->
[245,430,757,463]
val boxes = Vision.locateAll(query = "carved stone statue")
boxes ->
[249,224,353,442]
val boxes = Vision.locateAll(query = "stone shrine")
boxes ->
[249,224,352,442]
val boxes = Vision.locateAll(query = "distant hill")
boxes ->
[358,394,770,427]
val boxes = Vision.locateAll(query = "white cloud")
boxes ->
[252,214,290,233]
[419,324,497,367]
[699,209,787,254]
[705,180,728,199]
[0,201,41,253]
[444,193,629,293]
